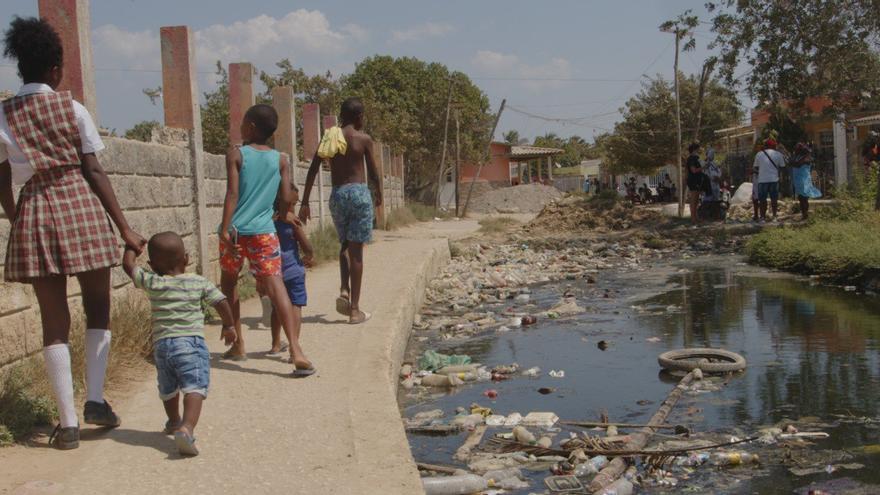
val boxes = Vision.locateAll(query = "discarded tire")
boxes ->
[657,348,746,373]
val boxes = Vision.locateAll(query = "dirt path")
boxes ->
[0,219,481,495]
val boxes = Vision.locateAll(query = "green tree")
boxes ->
[200,62,230,155]
[124,120,159,142]
[258,59,342,161]
[503,130,522,145]
[531,133,597,167]
[602,73,741,175]
[706,1,880,113]
[341,56,492,199]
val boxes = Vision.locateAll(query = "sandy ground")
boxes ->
[0,218,481,495]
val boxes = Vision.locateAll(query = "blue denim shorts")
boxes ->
[153,336,210,401]
[284,274,307,306]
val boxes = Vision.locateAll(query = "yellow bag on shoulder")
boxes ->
[317,126,348,159]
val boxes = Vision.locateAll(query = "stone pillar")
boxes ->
[39,0,97,120]
[228,62,254,145]
[160,26,209,276]
[302,103,320,162]
[372,140,386,228]
[272,86,297,178]
[833,114,848,187]
[302,104,323,228]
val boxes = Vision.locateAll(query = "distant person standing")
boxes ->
[790,141,821,220]
[686,142,704,225]
[582,177,591,194]
[704,147,722,202]
[753,138,786,221]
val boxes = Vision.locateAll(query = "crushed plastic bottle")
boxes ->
[599,478,633,495]
[522,367,541,377]
[549,370,565,378]
[422,474,488,495]
[513,426,536,444]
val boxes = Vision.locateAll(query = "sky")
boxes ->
[1,0,747,143]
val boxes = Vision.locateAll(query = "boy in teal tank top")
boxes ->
[218,104,314,376]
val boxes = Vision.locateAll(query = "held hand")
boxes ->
[302,253,315,268]
[298,205,311,224]
[122,229,147,254]
[219,229,235,250]
[221,326,237,346]
[284,210,302,226]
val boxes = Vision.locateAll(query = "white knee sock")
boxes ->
[85,328,111,403]
[43,344,78,428]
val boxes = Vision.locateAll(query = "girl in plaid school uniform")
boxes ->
[0,17,146,449]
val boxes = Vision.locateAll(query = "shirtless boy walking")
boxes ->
[299,98,382,324]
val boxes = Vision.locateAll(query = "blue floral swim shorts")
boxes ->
[329,183,374,243]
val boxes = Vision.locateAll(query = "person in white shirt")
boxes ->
[752,138,787,221]
[1,16,146,450]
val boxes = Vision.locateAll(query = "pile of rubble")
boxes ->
[526,195,665,234]
[469,184,563,214]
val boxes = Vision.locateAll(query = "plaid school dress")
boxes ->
[3,91,118,281]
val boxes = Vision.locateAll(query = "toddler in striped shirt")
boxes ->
[123,231,235,456]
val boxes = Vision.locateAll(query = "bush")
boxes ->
[589,189,621,210]
[746,214,880,283]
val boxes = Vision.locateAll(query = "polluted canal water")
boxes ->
[400,258,880,494]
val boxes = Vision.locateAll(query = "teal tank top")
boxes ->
[229,145,281,235]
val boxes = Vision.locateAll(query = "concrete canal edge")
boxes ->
[348,237,451,494]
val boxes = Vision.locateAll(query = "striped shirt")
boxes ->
[132,267,226,342]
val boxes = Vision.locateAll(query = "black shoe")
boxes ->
[83,400,121,427]
[49,424,80,450]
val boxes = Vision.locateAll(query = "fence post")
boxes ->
[160,26,209,276]
[372,140,386,228]
[302,103,323,228]
[39,0,97,121]
[228,62,254,146]
[272,86,297,181]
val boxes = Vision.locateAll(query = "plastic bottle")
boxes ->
[711,452,759,466]
[422,474,488,495]
[482,467,523,484]
[600,478,633,495]
[574,462,598,478]
[421,374,455,387]
[513,426,536,444]
[589,455,609,471]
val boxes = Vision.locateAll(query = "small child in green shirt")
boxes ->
[123,231,235,457]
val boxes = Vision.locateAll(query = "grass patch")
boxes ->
[309,223,340,264]
[0,294,153,443]
[478,216,519,234]
[746,214,880,283]
[385,206,419,230]
[0,363,56,443]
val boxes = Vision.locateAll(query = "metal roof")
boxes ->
[509,145,564,159]
[850,114,880,126]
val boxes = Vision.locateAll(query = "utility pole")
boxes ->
[434,78,454,210]
[674,30,684,218]
[463,99,506,217]
[454,109,461,217]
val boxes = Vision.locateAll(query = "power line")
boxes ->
[471,76,641,83]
